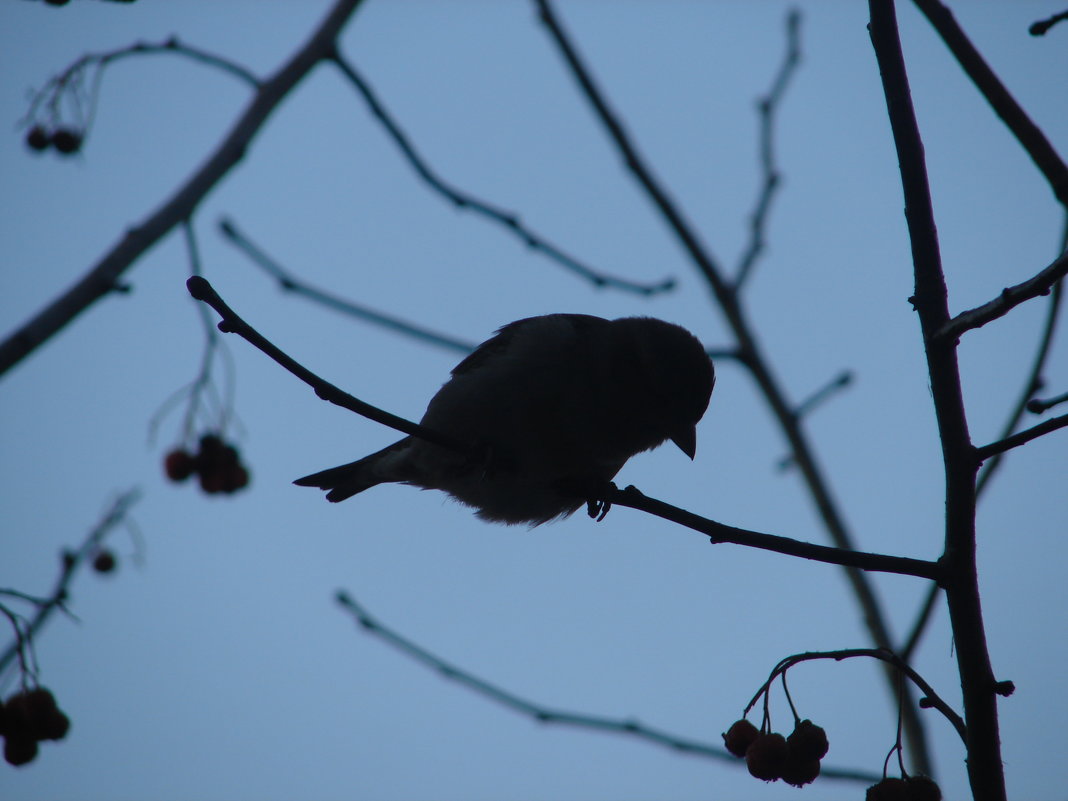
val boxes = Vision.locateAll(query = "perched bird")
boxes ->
[295,314,714,525]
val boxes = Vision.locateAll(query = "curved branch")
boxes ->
[0,0,366,379]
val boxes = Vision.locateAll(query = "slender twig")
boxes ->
[974,413,1068,461]
[0,0,366,379]
[608,485,941,581]
[185,277,467,454]
[1028,388,1068,414]
[1030,10,1068,36]
[218,218,475,355]
[869,2,1003,799]
[736,9,801,289]
[334,591,879,784]
[912,0,1068,207]
[900,583,941,663]
[936,249,1068,342]
[0,490,141,677]
[328,53,674,297]
[536,0,932,773]
[743,649,966,743]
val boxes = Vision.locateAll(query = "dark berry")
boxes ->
[5,688,59,740]
[164,448,196,482]
[50,128,83,155]
[866,778,911,801]
[722,718,759,758]
[787,718,828,761]
[44,0,72,6]
[907,776,942,801]
[3,735,37,766]
[745,732,788,782]
[221,463,250,494]
[25,125,50,151]
[780,754,821,788]
[92,550,117,573]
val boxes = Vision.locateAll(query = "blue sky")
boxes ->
[2,2,1066,799]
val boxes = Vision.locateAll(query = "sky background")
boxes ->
[2,1,1066,800]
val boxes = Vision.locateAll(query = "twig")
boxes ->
[608,485,941,581]
[869,2,1004,798]
[0,0,366,379]
[0,489,142,677]
[1030,10,1068,36]
[974,412,1068,461]
[536,0,933,772]
[735,9,801,289]
[936,249,1068,342]
[218,218,475,355]
[334,591,879,784]
[185,277,467,454]
[1027,388,1068,414]
[912,0,1068,207]
[329,53,674,297]
[743,649,966,743]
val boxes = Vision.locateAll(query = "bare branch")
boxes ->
[334,591,879,785]
[1030,10,1068,36]
[0,0,366,379]
[329,53,674,297]
[218,218,475,355]
[936,251,1068,342]
[975,412,1068,461]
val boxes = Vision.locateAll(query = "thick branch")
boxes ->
[937,250,1068,341]
[608,486,942,581]
[0,0,365,379]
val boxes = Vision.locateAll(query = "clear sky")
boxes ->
[2,2,1066,800]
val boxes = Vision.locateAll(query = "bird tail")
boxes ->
[293,439,410,503]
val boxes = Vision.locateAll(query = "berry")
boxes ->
[780,754,821,788]
[221,464,250,494]
[5,688,60,740]
[722,718,759,758]
[37,708,70,741]
[907,776,942,801]
[745,732,788,782]
[3,736,37,767]
[866,778,911,801]
[44,0,72,6]
[50,128,83,155]
[164,448,196,482]
[92,550,117,574]
[787,718,828,761]
[25,125,50,151]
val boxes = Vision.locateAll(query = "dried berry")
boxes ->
[25,125,50,151]
[4,688,60,740]
[780,754,821,788]
[50,128,83,155]
[745,732,788,782]
[221,463,250,494]
[907,776,942,801]
[92,550,117,574]
[3,735,37,766]
[722,718,759,758]
[866,777,911,801]
[787,718,828,761]
[164,448,196,482]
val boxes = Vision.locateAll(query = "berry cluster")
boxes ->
[24,125,83,156]
[165,434,250,495]
[0,687,70,766]
[866,775,942,800]
[723,717,827,788]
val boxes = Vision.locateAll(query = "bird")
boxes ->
[294,313,714,525]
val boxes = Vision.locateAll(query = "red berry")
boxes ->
[866,778,911,801]
[164,448,196,482]
[198,468,225,495]
[3,735,37,766]
[787,718,828,761]
[50,128,82,155]
[92,550,117,573]
[222,464,250,494]
[25,125,50,151]
[745,732,788,782]
[722,719,759,758]
[780,754,821,788]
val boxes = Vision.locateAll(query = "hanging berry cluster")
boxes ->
[722,716,827,788]
[164,434,250,495]
[24,124,83,155]
[865,774,942,800]
[0,687,70,766]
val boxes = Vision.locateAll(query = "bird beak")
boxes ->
[670,425,698,460]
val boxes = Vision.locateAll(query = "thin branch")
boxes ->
[1028,388,1068,414]
[328,53,674,297]
[1030,10,1068,36]
[974,412,1068,461]
[936,249,1068,342]
[186,276,467,453]
[743,649,966,743]
[0,489,142,678]
[912,0,1068,207]
[0,0,366,379]
[536,0,933,772]
[608,485,942,581]
[735,9,801,289]
[334,591,879,785]
[900,583,941,663]
[218,218,475,355]
[869,2,1003,798]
